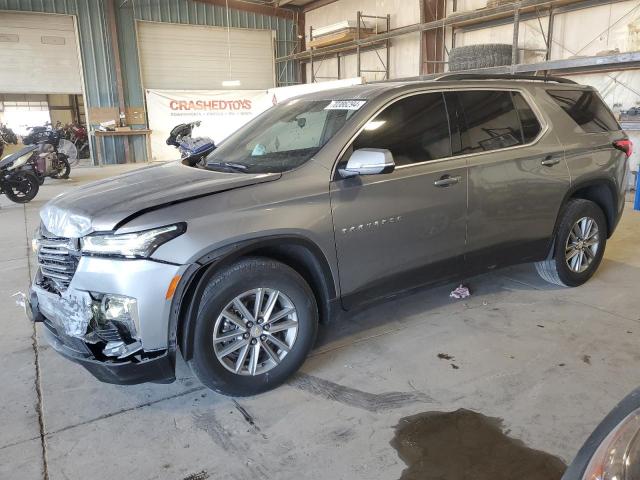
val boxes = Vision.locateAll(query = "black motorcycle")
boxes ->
[0,148,40,203]
[0,124,18,158]
[22,125,71,181]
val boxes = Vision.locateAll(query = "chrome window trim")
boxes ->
[331,86,549,177]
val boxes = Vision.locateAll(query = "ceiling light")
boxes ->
[222,80,241,87]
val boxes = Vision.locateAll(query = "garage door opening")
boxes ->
[0,12,91,164]
[0,93,90,162]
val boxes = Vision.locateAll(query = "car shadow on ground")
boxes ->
[312,264,543,353]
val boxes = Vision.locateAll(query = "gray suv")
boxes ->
[26,74,630,396]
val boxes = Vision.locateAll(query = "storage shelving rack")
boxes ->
[275,0,640,80]
[308,11,391,82]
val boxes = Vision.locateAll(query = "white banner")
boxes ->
[146,89,271,161]
[146,78,363,161]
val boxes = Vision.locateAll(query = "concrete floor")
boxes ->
[1,165,640,480]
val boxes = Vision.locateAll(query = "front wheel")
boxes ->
[535,199,607,287]
[3,172,40,203]
[188,257,318,396]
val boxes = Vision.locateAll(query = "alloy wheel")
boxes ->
[565,216,600,273]
[212,288,298,376]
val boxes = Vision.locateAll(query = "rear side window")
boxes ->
[353,92,451,166]
[455,90,525,154]
[512,92,542,143]
[547,89,620,133]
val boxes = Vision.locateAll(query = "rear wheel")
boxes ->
[535,199,607,287]
[4,172,39,203]
[188,257,318,396]
[51,156,71,179]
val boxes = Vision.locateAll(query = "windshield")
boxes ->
[204,99,363,173]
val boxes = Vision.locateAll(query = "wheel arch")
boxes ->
[566,179,618,238]
[174,235,340,361]
[545,178,618,259]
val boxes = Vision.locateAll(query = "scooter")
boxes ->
[0,148,40,203]
[166,121,216,165]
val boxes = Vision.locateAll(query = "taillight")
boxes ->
[613,139,633,158]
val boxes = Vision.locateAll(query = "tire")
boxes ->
[535,199,607,287]
[4,172,40,203]
[51,156,71,179]
[188,257,318,396]
[449,44,513,72]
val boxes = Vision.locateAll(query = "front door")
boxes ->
[330,92,468,309]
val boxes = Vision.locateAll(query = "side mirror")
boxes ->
[338,148,395,178]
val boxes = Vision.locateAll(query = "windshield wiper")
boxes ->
[206,161,249,173]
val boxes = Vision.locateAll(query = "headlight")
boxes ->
[582,407,640,480]
[81,223,186,258]
[100,294,140,340]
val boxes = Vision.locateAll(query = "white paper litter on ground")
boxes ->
[450,284,471,299]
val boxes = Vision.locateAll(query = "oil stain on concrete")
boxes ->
[391,409,566,480]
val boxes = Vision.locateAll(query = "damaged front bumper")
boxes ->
[26,256,189,385]
[40,317,175,385]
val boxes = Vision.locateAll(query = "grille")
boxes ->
[37,227,80,293]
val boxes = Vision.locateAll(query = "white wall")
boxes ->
[552,1,640,59]
[305,0,422,82]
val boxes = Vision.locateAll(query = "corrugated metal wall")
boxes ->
[0,0,297,164]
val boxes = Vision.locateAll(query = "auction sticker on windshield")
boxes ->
[324,100,367,110]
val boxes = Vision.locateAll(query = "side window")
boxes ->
[456,90,524,154]
[512,92,542,143]
[352,92,451,166]
[547,89,620,133]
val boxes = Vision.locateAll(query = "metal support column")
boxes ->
[386,14,391,79]
[105,0,130,163]
[309,26,315,83]
[356,11,362,77]
[512,7,520,70]
[546,6,555,61]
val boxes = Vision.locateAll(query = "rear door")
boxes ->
[330,91,467,308]
[546,88,628,227]
[450,89,570,272]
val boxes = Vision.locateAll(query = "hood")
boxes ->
[40,161,280,237]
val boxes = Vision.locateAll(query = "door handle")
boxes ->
[434,175,462,187]
[541,156,561,167]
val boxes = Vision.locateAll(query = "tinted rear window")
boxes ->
[456,90,524,154]
[547,89,620,133]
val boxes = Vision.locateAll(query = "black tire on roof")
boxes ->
[449,44,513,72]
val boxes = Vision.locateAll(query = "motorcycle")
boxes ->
[0,148,40,203]
[68,122,89,160]
[22,125,71,181]
[166,121,216,166]
[0,124,18,158]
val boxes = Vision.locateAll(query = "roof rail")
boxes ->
[434,73,578,84]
